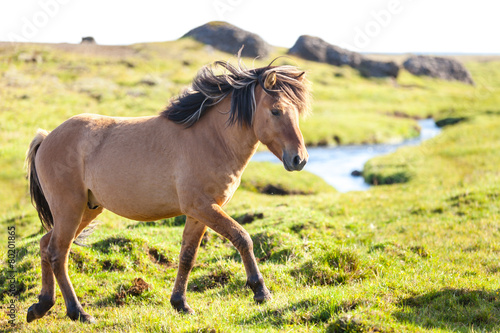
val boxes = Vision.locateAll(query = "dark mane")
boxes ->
[160,59,311,127]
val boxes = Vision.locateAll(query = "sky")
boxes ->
[1,0,499,54]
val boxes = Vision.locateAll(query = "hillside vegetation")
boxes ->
[0,39,499,332]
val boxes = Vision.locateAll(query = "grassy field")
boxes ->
[1,39,500,332]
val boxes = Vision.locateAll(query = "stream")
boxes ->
[252,119,442,192]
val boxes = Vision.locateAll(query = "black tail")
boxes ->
[26,129,53,232]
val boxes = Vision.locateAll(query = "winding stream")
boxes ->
[252,119,442,192]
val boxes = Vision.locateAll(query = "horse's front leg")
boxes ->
[186,202,272,303]
[171,217,207,314]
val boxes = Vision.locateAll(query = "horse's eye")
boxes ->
[271,109,281,116]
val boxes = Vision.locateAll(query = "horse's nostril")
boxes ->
[293,155,301,167]
[284,153,307,171]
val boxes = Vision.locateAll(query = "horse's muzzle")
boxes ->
[283,152,308,171]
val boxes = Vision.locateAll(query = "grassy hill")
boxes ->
[0,39,499,332]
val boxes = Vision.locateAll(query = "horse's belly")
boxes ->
[88,177,181,222]
[106,204,181,222]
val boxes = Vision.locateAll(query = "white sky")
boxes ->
[1,0,498,54]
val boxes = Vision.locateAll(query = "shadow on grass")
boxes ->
[394,288,500,331]
[189,265,234,292]
[244,297,363,327]
[127,215,186,229]
[364,169,411,186]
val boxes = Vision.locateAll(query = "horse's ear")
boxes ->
[264,71,277,89]
[297,71,306,80]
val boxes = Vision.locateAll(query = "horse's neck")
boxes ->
[203,101,259,174]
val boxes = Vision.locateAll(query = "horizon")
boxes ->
[1,0,499,55]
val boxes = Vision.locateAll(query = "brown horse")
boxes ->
[25,60,311,323]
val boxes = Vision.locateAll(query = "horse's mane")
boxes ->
[160,59,311,127]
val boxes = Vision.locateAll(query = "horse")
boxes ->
[25,59,311,323]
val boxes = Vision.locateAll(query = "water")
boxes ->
[252,119,442,192]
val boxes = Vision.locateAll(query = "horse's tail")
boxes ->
[26,129,53,232]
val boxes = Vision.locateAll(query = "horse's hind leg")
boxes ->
[27,205,102,323]
[27,230,56,322]
[48,205,96,323]
[170,217,207,314]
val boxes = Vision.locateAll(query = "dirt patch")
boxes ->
[235,212,264,224]
[261,184,289,195]
[101,259,126,271]
[115,278,150,305]
[190,268,233,292]
[259,184,308,195]
[409,246,429,258]
[148,248,172,266]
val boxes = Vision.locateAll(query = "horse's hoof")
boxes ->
[254,291,272,304]
[179,306,196,315]
[246,275,272,304]
[27,296,55,323]
[67,310,95,323]
[26,305,37,323]
[173,304,195,315]
[80,314,96,324]
[171,297,195,314]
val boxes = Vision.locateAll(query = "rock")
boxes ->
[288,35,399,78]
[183,21,271,58]
[403,55,474,85]
[351,170,362,177]
[358,59,399,78]
[81,36,96,44]
[288,35,330,62]
[326,44,363,68]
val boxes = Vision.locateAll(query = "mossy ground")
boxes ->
[0,40,499,332]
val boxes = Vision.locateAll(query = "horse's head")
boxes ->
[253,68,311,171]
[161,60,311,172]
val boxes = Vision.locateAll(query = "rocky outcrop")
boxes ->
[81,36,96,44]
[403,56,474,85]
[183,21,271,58]
[358,59,400,78]
[288,35,331,63]
[326,44,362,68]
[288,35,399,78]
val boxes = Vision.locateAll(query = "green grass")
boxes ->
[1,40,500,332]
[240,162,335,195]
